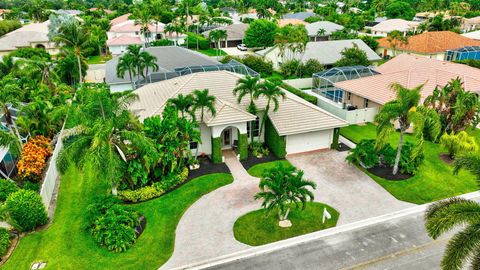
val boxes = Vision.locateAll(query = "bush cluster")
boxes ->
[249,142,270,157]
[221,55,273,76]
[279,59,324,78]
[5,189,48,232]
[150,39,175,47]
[0,20,21,37]
[346,139,424,175]
[16,136,52,182]
[0,179,19,202]
[185,32,210,50]
[0,228,10,256]
[88,200,140,253]
[118,168,189,202]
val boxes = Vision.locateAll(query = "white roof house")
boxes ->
[305,21,344,40]
[368,19,420,37]
[463,30,480,40]
[0,20,58,56]
[256,39,381,69]
[129,70,347,159]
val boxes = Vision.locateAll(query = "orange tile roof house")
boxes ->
[377,31,480,60]
[334,54,480,107]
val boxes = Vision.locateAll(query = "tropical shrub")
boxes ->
[185,32,209,50]
[9,47,51,60]
[90,204,139,252]
[150,39,175,47]
[0,228,10,256]
[279,59,301,78]
[0,179,18,202]
[241,55,273,76]
[378,144,396,167]
[22,181,41,192]
[346,139,379,168]
[299,59,324,78]
[5,189,48,232]
[440,131,478,159]
[0,20,22,36]
[249,142,270,157]
[16,135,52,182]
[398,142,425,175]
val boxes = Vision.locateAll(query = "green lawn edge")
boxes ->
[233,202,339,246]
[247,160,294,178]
[3,166,233,270]
[340,123,478,204]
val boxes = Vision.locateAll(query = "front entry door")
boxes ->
[223,128,231,147]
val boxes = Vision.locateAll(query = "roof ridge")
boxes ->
[149,74,196,117]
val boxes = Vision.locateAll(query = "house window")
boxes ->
[347,92,352,100]
[364,98,369,108]
[247,117,260,138]
[189,141,198,150]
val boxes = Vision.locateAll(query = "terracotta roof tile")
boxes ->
[378,31,480,53]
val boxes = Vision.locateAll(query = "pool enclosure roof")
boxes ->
[134,60,259,88]
[445,46,480,61]
[314,66,380,86]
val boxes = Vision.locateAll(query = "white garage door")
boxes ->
[286,129,332,155]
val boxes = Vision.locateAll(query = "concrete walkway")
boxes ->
[160,150,261,269]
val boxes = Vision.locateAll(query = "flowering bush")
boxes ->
[16,135,52,182]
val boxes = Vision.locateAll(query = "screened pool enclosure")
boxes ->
[313,66,379,103]
[445,46,480,61]
[134,60,259,88]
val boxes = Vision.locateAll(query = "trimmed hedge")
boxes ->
[265,118,286,158]
[212,137,222,163]
[331,128,340,149]
[118,168,188,202]
[238,132,248,160]
[281,83,317,105]
[0,228,10,256]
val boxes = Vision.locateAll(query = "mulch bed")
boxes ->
[187,156,230,180]
[439,153,454,165]
[367,165,412,181]
[337,143,351,152]
[240,151,282,171]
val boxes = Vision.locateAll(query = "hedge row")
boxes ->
[281,82,318,105]
[264,118,286,158]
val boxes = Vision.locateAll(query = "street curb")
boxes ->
[165,191,480,270]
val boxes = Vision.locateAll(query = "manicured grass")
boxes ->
[340,123,479,204]
[193,48,227,57]
[87,55,112,64]
[3,166,233,270]
[247,160,294,178]
[233,202,339,246]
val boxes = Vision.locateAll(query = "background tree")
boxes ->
[385,1,416,20]
[255,164,316,226]
[386,30,408,57]
[116,54,137,90]
[334,43,371,67]
[208,29,227,58]
[243,19,278,48]
[375,83,441,175]
[168,94,194,118]
[132,6,154,46]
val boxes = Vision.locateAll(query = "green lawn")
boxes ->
[4,166,233,270]
[247,160,294,178]
[87,55,112,64]
[193,48,227,57]
[233,202,339,246]
[340,123,479,204]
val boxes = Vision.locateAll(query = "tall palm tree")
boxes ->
[255,164,316,225]
[425,154,480,270]
[132,7,153,46]
[168,94,194,118]
[150,0,167,40]
[386,30,408,57]
[52,21,90,85]
[192,89,216,158]
[208,29,227,59]
[234,76,261,143]
[124,45,143,81]
[139,52,158,79]
[116,54,137,90]
[164,24,183,46]
[255,80,286,138]
[375,83,441,175]
[0,84,23,154]
[315,28,327,41]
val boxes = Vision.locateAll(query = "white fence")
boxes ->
[282,78,314,89]
[40,129,64,215]
[304,90,378,124]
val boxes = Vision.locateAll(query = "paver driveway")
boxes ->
[160,150,261,269]
[287,150,414,225]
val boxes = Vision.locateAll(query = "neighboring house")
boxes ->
[54,9,82,16]
[89,8,113,14]
[0,9,10,20]
[256,39,381,69]
[107,13,165,55]
[305,21,344,41]
[202,23,248,48]
[0,20,58,56]
[365,17,387,27]
[368,19,420,37]
[462,16,480,32]
[377,31,480,60]
[331,54,480,117]
[414,11,456,22]
[129,70,347,161]
[282,12,316,21]
[277,19,309,27]
[463,30,480,40]
[105,46,221,92]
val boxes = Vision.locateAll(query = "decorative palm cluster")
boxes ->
[16,135,52,182]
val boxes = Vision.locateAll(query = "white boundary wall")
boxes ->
[283,78,313,89]
[40,129,64,214]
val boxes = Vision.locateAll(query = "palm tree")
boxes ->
[52,21,90,85]
[208,29,227,59]
[424,154,480,270]
[150,0,167,40]
[168,94,194,118]
[124,45,143,81]
[116,54,137,90]
[132,7,153,46]
[255,164,316,226]
[386,30,408,57]
[315,28,327,41]
[192,89,216,158]
[139,52,158,79]
[375,83,441,175]
[255,80,286,138]
[0,84,23,154]
[164,24,183,46]
[234,76,261,143]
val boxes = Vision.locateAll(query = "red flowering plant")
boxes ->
[16,135,53,182]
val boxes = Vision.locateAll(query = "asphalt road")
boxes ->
[197,207,452,270]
